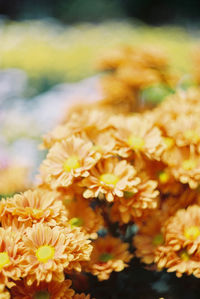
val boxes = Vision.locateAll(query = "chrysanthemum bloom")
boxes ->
[23,223,92,285]
[133,211,166,264]
[161,113,200,148]
[0,228,26,287]
[81,157,140,202]
[110,179,159,224]
[0,284,10,299]
[168,148,200,189]
[42,109,112,149]
[39,136,101,189]
[155,205,200,277]
[0,165,29,195]
[0,189,68,228]
[11,279,75,299]
[65,197,103,239]
[113,115,166,161]
[85,235,132,281]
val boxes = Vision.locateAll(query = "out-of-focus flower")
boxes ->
[85,235,133,281]
[0,189,68,228]
[65,197,103,239]
[133,211,165,264]
[39,136,101,189]
[113,115,166,160]
[155,205,200,277]
[81,157,140,202]
[23,223,92,285]
[11,279,75,299]
[111,179,159,224]
[0,165,29,196]
[0,228,26,287]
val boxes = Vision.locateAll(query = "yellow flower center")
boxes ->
[184,226,200,241]
[34,291,50,299]
[63,156,80,172]
[182,159,197,171]
[179,250,190,261]
[100,173,119,185]
[127,135,145,150]
[0,252,10,269]
[152,234,164,246]
[184,130,200,143]
[99,253,113,262]
[36,245,55,263]
[163,137,174,149]
[32,209,43,215]
[158,171,170,184]
[69,217,83,227]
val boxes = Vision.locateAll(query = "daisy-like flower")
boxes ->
[85,235,133,281]
[133,211,165,264]
[0,189,68,228]
[110,179,159,224]
[65,197,103,239]
[0,227,26,287]
[0,284,10,299]
[168,148,200,189]
[154,205,200,277]
[39,136,101,189]
[11,279,75,299]
[114,115,166,160]
[23,223,92,286]
[81,157,140,202]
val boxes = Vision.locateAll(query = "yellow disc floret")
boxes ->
[0,252,10,269]
[63,156,80,172]
[184,226,200,240]
[69,217,83,227]
[100,173,119,185]
[179,250,190,261]
[127,135,145,150]
[182,159,197,171]
[184,130,200,143]
[158,171,170,184]
[36,245,55,263]
[163,137,174,149]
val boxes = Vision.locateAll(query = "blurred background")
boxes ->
[0,0,200,194]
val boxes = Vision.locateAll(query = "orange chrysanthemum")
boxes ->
[81,157,140,202]
[133,211,165,264]
[0,165,29,196]
[42,109,112,149]
[85,235,133,281]
[0,228,26,287]
[155,205,200,277]
[113,115,166,160]
[111,179,159,224]
[11,279,75,299]
[65,197,103,239]
[0,189,67,228]
[39,136,101,189]
[23,223,92,285]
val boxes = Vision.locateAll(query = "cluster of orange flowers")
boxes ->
[2,45,200,297]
